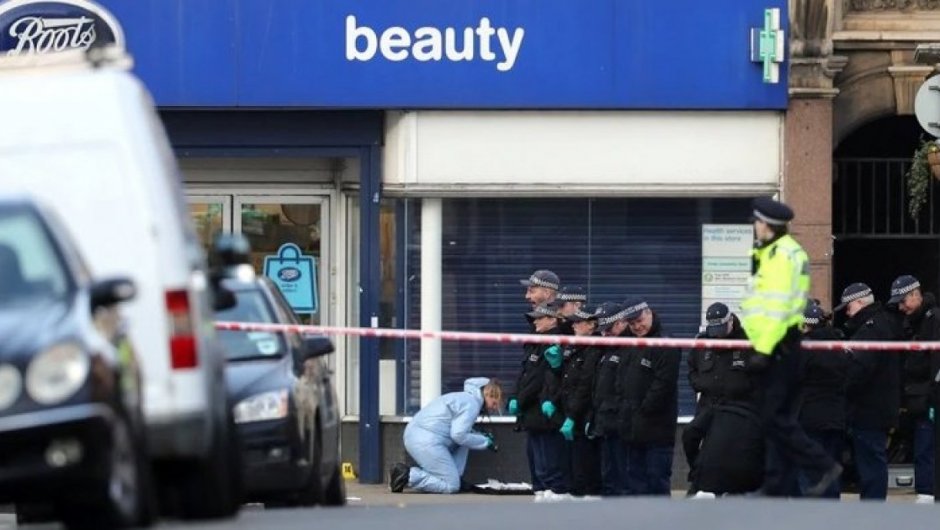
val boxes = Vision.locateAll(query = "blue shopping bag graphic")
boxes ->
[263,243,318,314]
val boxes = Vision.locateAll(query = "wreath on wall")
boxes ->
[907,138,940,220]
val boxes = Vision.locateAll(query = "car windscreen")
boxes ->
[215,288,287,360]
[0,206,72,306]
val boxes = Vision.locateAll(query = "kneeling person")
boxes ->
[389,378,502,494]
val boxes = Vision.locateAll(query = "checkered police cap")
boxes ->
[888,275,921,305]
[557,285,587,302]
[834,282,872,312]
[519,270,560,291]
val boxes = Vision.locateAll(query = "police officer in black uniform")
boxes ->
[798,302,849,499]
[618,297,681,496]
[559,305,602,498]
[556,285,588,336]
[837,282,903,501]
[890,275,939,502]
[588,302,630,496]
[513,302,569,499]
[682,400,765,497]
[688,302,761,415]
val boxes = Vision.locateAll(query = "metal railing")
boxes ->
[834,158,940,239]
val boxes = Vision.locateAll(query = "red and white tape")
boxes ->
[214,321,940,352]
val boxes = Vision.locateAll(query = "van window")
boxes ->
[0,207,71,304]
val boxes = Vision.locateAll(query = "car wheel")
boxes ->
[321,463,347,507]
[295,420,322,506]
[60,414,146,529]
[175,413,242,520]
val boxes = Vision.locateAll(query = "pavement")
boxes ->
[7,481,937,529]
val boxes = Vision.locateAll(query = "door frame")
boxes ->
[186,187,335,328]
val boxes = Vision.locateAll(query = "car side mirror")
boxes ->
[293,336,334,373]
[90,277,136,310]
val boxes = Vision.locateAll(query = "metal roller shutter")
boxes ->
[404,197,754,416]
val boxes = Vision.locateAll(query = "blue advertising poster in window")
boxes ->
[263,243,318,315]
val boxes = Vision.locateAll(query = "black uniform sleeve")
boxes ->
[516,345,542,409]
[565,347,601,422]
[688,349,703,393]
[639,346,682,416]
[846,323,883,392]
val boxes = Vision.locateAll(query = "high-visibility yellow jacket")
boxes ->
[741,234,810,355]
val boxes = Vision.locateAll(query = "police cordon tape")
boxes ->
[213,321,940,352]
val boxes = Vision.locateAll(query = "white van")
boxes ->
[0,49,241,519]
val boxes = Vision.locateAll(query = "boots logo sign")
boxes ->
[0,0,124,56]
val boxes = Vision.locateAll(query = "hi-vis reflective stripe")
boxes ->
[214,321,940,351]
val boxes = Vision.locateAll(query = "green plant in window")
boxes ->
[907,138,939,221]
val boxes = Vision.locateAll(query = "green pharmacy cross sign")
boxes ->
[750,8,785,84]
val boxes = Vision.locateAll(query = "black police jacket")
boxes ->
[590,330,631,438]
[682,403,764,495]
[516,328,565,432]
[902,294,940,417]
[688,318,761,414]
[799,326,849,432]
[560,343,601,431]
[843,303,902,430]
[618,315,681,446]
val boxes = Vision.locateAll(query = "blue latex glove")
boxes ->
[560,418,575,441]
[541,400,556,419]
[543,345,563,369]
[508,399,519,416]
[931,407,935,422]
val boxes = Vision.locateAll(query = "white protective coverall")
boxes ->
[403,377,492,493]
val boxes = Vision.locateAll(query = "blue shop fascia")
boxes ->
[0,0,789,482]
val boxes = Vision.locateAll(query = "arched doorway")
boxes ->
[833,116,940,303]
[832,115,939,482]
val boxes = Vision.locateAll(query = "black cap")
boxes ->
[704,302,733,338]
[751,197,794,226]
[525,302,559,320]
[519,270,560,291]
[622,297,650,321]
[557,285,587,303]
[803,303,826,327]
[834,282,872,312]
[888,275,921,305]
[567,304,600,323]
[595,302,627,331]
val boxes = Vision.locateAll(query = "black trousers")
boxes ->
[570,436,602,496]
[760,327,835,497]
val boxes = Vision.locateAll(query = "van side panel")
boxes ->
[0,70,221,458]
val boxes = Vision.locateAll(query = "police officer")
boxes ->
[509,302,569,501]
[798,303,849,499]
[836,282,903,501]
[589,302,630,496]
[618,297,681,496]
[688,302,761,415]
[556,285,588,335]
[740,197,840,498]
[890,274,939,503]
[559,305,602,498]
[521,270,561,309]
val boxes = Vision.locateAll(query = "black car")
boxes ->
[0,198,149,528]
[215,269,344,507]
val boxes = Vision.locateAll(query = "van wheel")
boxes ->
[60,414,148,528]
[176,415,242,520]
